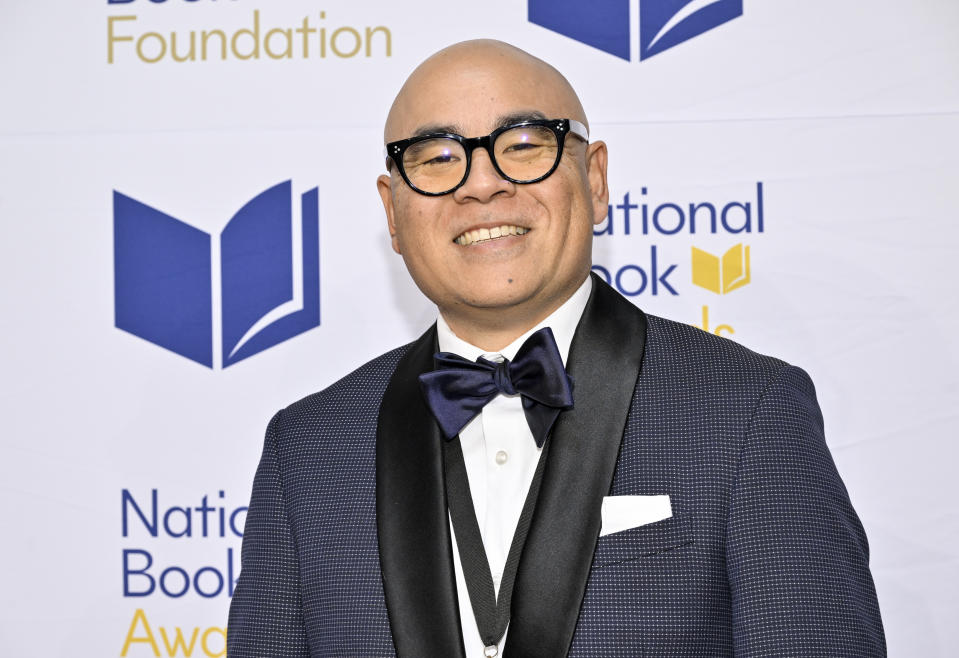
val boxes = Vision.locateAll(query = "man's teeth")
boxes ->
[455,225,530,246]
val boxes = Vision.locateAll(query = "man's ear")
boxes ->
[584,141,609,226]
[377,173,402,255]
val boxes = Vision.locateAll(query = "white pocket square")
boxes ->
[600,495,672,537]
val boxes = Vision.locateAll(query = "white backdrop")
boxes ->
[1,1,957,655]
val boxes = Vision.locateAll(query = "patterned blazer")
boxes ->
[227,275,886,657]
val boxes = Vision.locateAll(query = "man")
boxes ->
[227,40,885,657]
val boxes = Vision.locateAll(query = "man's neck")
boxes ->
[441,314,550,353]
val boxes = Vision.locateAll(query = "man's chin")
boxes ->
[448,281,553,319]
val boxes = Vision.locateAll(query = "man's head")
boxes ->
[377,40,609,349]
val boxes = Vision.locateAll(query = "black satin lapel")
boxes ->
[504,275,648,657]
[376,325,466,658]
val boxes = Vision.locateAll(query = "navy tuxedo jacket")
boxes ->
[227,277,885,657]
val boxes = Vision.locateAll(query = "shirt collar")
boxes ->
[435,276,592,365]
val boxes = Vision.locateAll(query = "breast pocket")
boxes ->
[591,514,694,568]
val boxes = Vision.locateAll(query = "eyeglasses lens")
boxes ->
[402,139,468,195]
[493,125,559,182]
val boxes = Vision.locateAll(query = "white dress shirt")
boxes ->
[435,276,592,658]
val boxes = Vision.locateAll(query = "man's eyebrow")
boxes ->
[493,111,549,129]
[410,123,463,138]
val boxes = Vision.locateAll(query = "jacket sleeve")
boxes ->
[726,366,886,656]
[227,410,311,657]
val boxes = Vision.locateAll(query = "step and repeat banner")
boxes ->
[1,1,957,656]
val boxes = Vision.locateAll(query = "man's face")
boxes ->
[377,45,608,337]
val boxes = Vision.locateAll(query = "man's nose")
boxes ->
[452,147,515,202]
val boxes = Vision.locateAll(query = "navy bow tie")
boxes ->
[418,327,574,447]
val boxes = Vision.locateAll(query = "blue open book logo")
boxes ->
[528,0,743,61]
[113,181,320,368]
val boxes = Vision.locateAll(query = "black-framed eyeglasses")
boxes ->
[385,118,589,196]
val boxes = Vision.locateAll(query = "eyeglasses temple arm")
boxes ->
[568,119,589,141]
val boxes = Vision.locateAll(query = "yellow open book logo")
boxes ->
[691,244,751,294]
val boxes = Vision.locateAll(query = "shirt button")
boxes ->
[495,450,509,465]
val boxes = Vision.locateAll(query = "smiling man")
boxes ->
[377,43,606,352]
[227,40,885,657]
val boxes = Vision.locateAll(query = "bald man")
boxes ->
[227,41,885,657]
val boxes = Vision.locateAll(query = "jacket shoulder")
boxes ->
[643,312,791,384]
[636,312,817,423]
[275,342,414,431]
